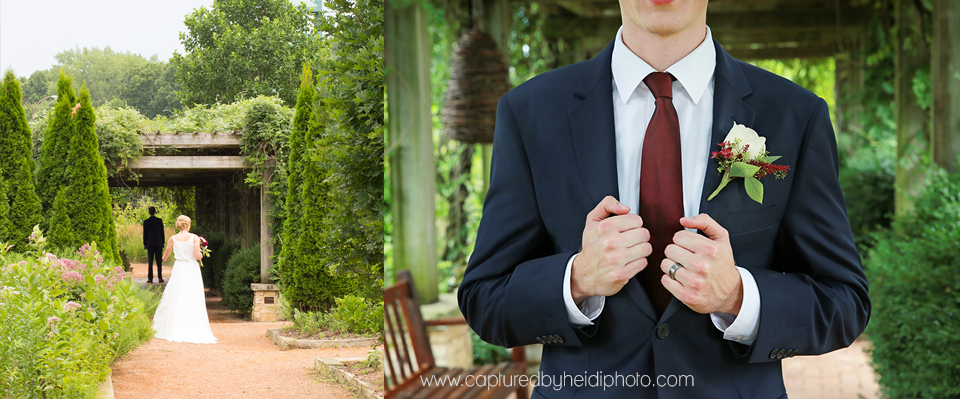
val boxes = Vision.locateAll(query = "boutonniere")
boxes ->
[707,123,790,204]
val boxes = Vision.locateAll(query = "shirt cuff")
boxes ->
[710,266,760,346]
[563,253,605,326]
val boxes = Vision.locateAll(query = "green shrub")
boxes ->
[866,169,960,398]
[286,295,383,338]
[221,243,261,313]
[203,235,239,294]
[471,330,510,366]
[330,295,383,337]
[839,165,895,252]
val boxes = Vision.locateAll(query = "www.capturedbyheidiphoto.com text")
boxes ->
[419,371,695,391]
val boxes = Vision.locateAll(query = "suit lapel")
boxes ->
[567,41,659,322]
[697,39,756,219]
[567,41,620,206]
[662,39,756,322]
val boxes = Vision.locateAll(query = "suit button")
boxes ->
[656,324,670,339]
[777,349,786,359]
[790,350,799,357]
[547,335,556,344]
[536,336,545,344]
[769,349,779,359]
[553,335,564,344]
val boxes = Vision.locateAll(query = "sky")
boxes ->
[0,0,214,78]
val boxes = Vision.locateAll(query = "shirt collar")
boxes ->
[611,25,716,105]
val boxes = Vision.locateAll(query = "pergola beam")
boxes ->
[127,156,248,171]
[139,132,242,149]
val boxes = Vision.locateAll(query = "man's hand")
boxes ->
[660,214,743,315]
[571,196,652,303]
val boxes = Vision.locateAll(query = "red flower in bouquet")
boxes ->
[198,236,212,267]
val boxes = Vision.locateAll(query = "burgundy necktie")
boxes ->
[638,72,684,316]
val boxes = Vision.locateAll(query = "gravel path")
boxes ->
[112,264,375,398]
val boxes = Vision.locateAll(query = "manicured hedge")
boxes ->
[221,243,261,313]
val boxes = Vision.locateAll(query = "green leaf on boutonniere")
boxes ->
[764,155,781,163]
[707,172,733,201]
[744,176,763,204]
[730,161,761,178]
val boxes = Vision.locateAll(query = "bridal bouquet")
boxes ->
[198,236,212,267]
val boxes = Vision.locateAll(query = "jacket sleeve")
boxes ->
[742,98,871,362]
[458,95,590,348]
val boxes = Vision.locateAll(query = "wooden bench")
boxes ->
[384,270,529,399]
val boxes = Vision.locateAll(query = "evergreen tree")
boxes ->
[277,65,313,282]
[8,160,42,249]
[282,95,356,311]
[36,72,78,220]
[56,84,120,262]
[48,190,74,250]
[0,180,9,242]
[0,70,33,185]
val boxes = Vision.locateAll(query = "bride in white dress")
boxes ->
[152,215,217,344]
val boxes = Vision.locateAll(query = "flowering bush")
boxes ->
[0,228,158,397]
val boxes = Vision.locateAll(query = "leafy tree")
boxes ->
[35,71,77,220]
[123,62,181,118]
[171,0,322,107]
[311,0,384,300]
[7,160,42,249]
[19,69,57,106]
[53,47,153,108]
[277,65,314,285]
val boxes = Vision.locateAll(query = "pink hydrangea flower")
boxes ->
[63,302,81,312]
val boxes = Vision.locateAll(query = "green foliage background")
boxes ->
[865,169,960,398]
[172,0,322,107]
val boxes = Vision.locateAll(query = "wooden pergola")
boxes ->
[386,0,960,302]
[110,132,274,284]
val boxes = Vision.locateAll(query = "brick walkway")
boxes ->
[783,338,879,399]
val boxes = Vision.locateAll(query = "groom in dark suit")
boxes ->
[143,206,165,283]
[458,0,870,397]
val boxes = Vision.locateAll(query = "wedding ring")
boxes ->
[668,262,684,281]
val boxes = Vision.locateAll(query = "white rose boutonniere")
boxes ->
[706,123,791,204]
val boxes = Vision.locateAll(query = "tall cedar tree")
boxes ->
[8,160,42,249]
[48,190,74,249]
[50,84,121,262]
[284,94,356,311]
[36,72,78,222]
[312,0,384,299]
[277,65,313,284]
[0,71,42,246]
[0,70,32,183]
[0,180,8,241]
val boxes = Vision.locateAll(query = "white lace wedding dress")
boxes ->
[152,234,217,344]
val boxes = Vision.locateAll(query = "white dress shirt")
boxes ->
[562,26,761,346]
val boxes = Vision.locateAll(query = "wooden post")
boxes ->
[894,0,930,214]
[932,0,960,173]
[260,163,275,283]
[240,186,259,249]
[834,33,864,157]
[386,0,438,303]
[479,0,511,200]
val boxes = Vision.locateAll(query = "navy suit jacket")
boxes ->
[458,38,870,398]
[142,216,165,247]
